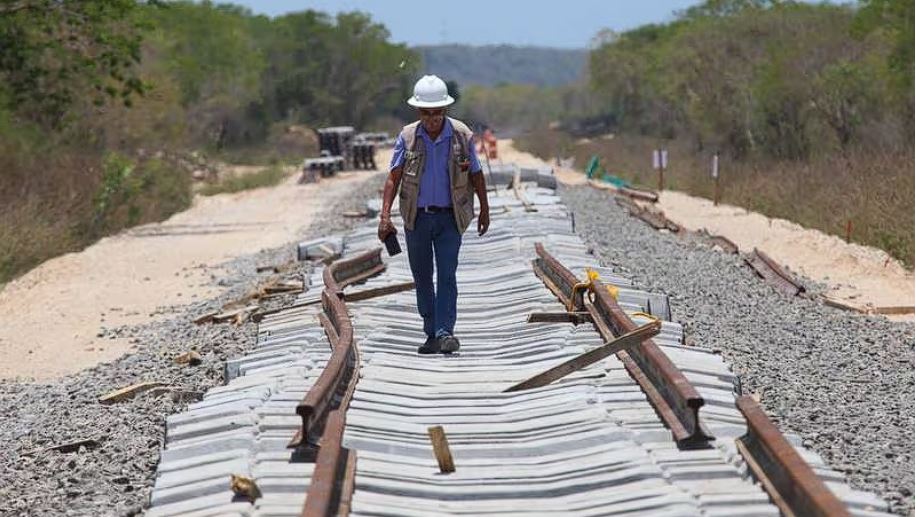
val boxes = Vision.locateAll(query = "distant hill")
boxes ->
[414,45,587,87]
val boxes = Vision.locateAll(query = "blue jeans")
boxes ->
[405,210,462,338]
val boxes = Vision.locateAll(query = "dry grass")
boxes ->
[0,144,193,284]
[518,130,914,267]
[198,165,289,196]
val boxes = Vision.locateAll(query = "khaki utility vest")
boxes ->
[398,117,475,233]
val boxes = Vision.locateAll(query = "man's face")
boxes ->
[419,108,445,134]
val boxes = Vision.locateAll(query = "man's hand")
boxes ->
[470,170,490,237]
[378,214,396,242]
[477,207,490,236]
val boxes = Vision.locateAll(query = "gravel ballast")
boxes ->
[560,184,914,516]
[0,171,385,517]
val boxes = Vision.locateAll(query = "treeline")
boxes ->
[0,1,417,282]
[515,0,913,264]
[587,0,913,159]
[416,45,587,87]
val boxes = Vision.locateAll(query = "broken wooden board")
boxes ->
[211,305,261,323]
[619,186,659,202]
[427,425,455,473]
[874,305,915,315]
[821,295,915,316]
[503,320,661,393]
[261,281,303,295]
[344,281,415,303]
[254,281,415,322]
[192,311,219,325]
[526,312,593,324]
[174,350,202,366]
[22,437,101,456]
[48,438,100,453]
[99,382,167,405]
[230,474,262,502]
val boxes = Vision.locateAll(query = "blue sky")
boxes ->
[229,0,706,48]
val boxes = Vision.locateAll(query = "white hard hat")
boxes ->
[407,74,455,108]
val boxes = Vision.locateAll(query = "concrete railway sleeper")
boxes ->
[146,176,894,517]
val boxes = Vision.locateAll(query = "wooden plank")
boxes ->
[211,305,260,323]
[173,350,202,366]
[46,438,100,454]
[526,312,593,324]
[192,311,218,325]
[229,474,262,502]
[427,425,456,473]
[619,186,659,202]
[504,320,661,392]
[874,305,915,315]
[260,282,414,324]
[344,281,415,303]
[820,295,867,313]
[263,281,303,295]
[99,382,167,404]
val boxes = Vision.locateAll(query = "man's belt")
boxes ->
[419,205,452,213]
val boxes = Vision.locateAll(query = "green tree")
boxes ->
[0,0,153,128]
[145,1,266,148]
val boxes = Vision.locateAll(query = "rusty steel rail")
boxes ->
[290,248,386,448]
[322,247,386,295]
[533,243,712,449]
[636,209,681,233]
[532,243,584,310]
[302,409,356,517]
[292,249,386,515]
[289,289,356,449]
[736,396,851,517]
[709,234,739,254]
[745,248,805,297]
[613,195,680,233]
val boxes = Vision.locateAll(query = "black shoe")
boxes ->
[438,334,460,354]
[417,336,440,355]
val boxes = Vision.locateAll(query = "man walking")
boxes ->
[378,75,490,355]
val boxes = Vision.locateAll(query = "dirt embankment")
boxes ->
[499,139,914,319]
[0,151,392,381]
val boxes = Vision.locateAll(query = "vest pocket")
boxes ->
[452,164,469,188]
[453,191,474,233]
[399,179,419,230]
[404,151,422,177]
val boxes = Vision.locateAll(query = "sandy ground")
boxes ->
[652,191,914,312]
[495,138,587,186]
[0,157,390,381]
[499,139,914,318]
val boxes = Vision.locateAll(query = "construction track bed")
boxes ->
[146,177,896,516]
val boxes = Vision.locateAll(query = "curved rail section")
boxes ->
[287,290,355,449]
[533,243,711,449]
[322,247,386,295]
[289,249,385,515]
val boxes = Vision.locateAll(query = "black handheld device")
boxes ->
[383,232,401,257]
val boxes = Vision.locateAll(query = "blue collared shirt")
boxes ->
[389,119,482,207]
